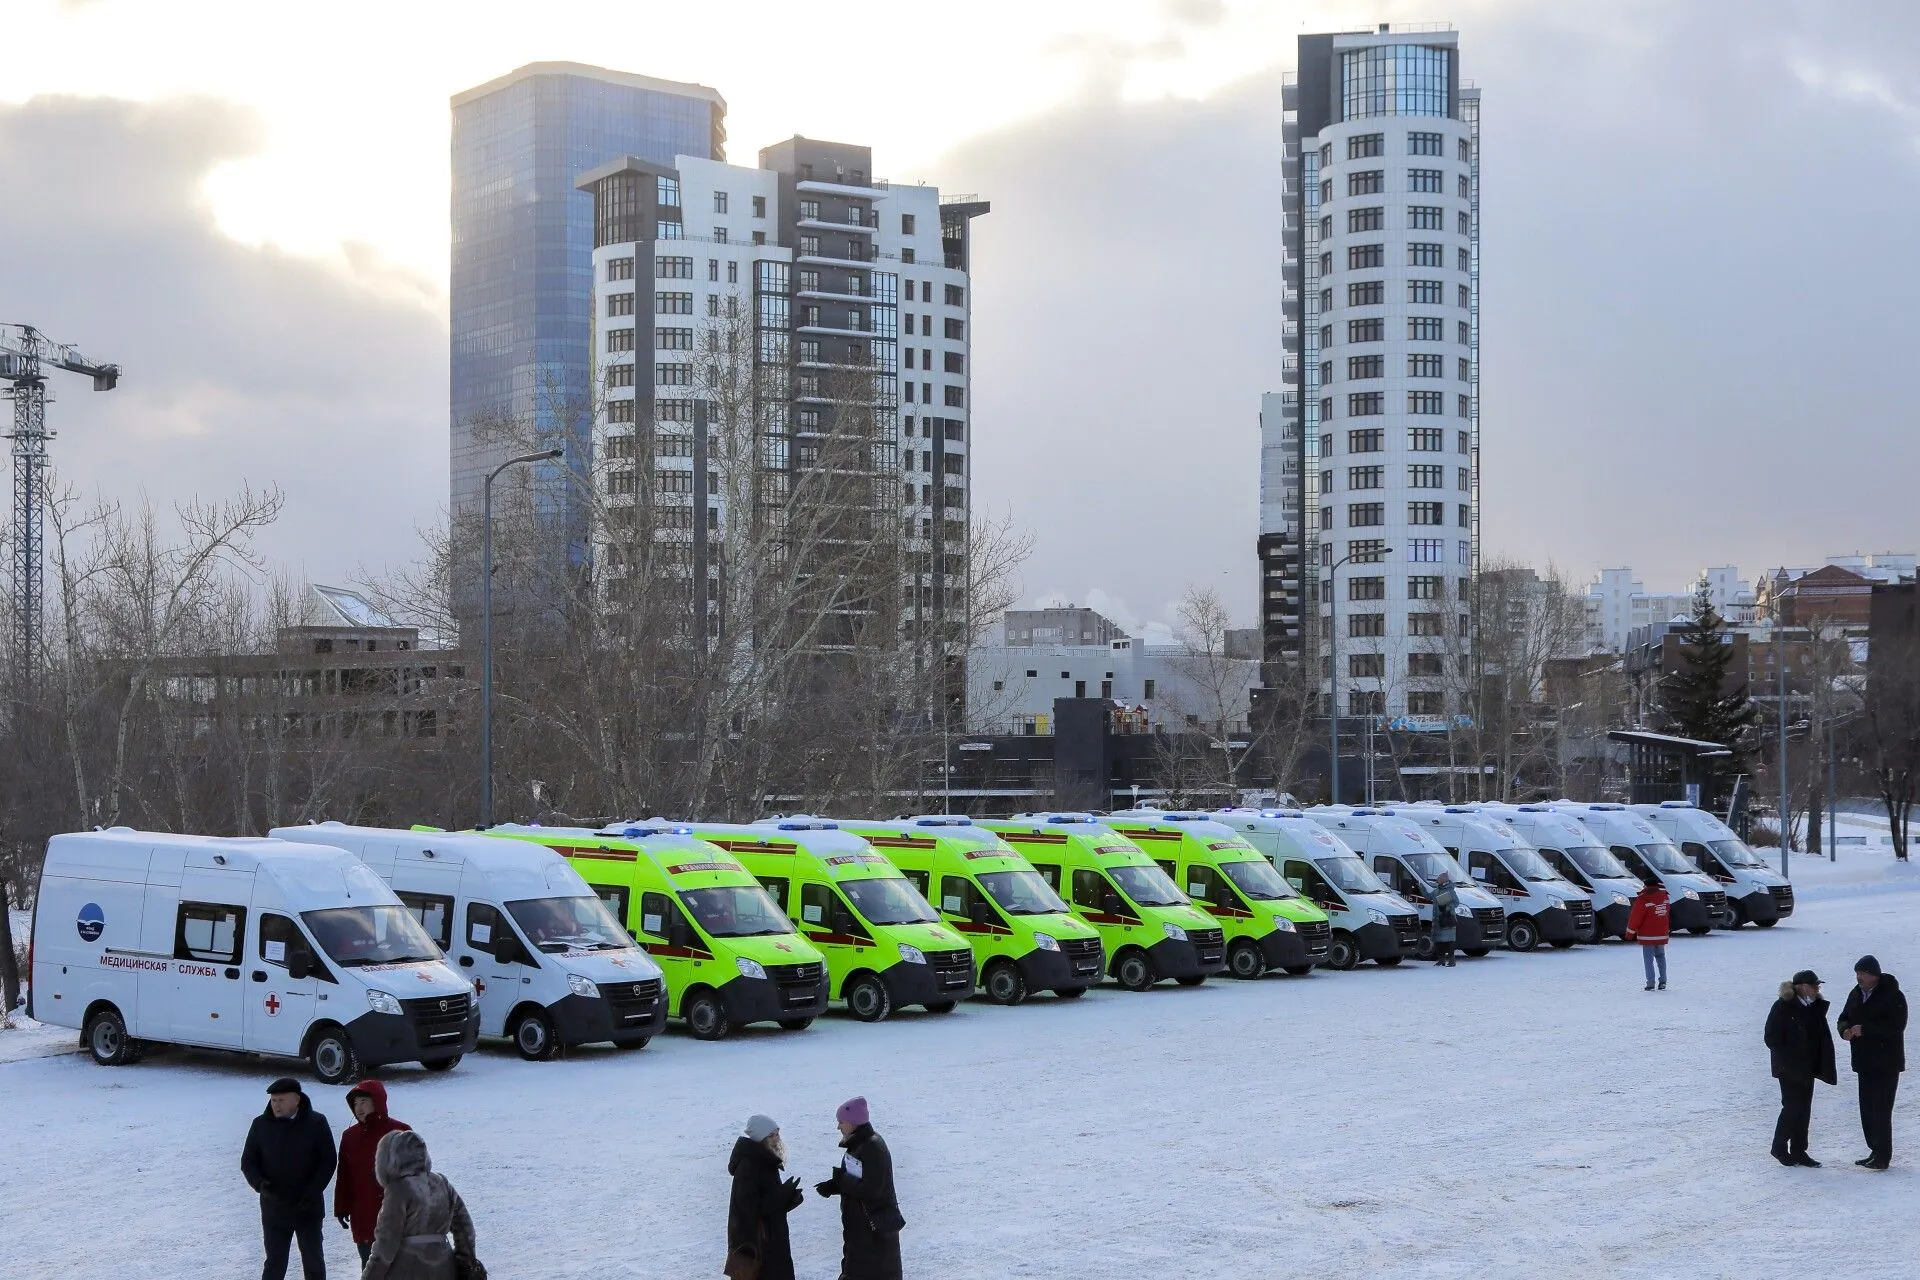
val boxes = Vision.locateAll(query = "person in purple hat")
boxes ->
[815,1096,904,1280]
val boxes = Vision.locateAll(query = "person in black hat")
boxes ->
[1764,969,1835,1166]
[241,1077,337,1280]
[1836,954,1907,1169]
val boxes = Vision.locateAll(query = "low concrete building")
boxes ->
[966,627,1259,737]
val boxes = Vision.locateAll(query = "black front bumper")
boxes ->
[1734,889,1782,924]
[344,1008,480,1068]
[1145,937,1224,981]
[1018,942,1105,991]
[1351,920,1403,961]
[1670,898,1715,932]
[718,973,829,1026]
[1538,908,1587,944]
[1453,912,1507,951]
[1593,901,1632,940]
[878,954,976,1007]
[1257,928,1325,970]
[550,986,667,1047]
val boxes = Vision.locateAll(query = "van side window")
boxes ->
[1153,858,1176,880]
[176,901,244,964]
[799,882,834,926]
[1468,852,1518,892]
[395,891,454,949]
[1612,846,1651,882]
[1682,841,1717,876]
[1070,869,1109,910]
[899,868,930,897]
[594,884,631,925]
[756,876,791,908]
[465,902,501,954]
[639,892,672,938]
[940,877,997,925]
[258,914,306,966]
[1285,861,1336,906]
[1185,865,1222,902]
[1373,857,1421,900]
[1030,863,1061,891]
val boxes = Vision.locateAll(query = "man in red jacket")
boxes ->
[1624,878,1671,991]
[334,1079,410,1265]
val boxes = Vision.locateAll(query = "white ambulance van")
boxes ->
[1394,805,1595,951]
[272,823,667,1058]
[1482,803,1645,941]
[1630,802,1794,928]
[1549,802,1732,933]
[1306,807,1508,957]
[30,829,477,1084]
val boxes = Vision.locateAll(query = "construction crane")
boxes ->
[0,325,119,683]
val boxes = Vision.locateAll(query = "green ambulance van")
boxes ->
[1103,809,1332,979]
[681,819,977,1022]
[836,815,1106,1004]
[978,814,1226,991]
[482,823,830,1040]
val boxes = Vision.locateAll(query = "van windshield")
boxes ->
[1219,858,1296,901]
[679,886,795,938]
[841,876,940,925]
[1710,839,1769,869]
[1562,845,1631,879]
[506,895,633,952]
[1403,850,1470,886]
[301,906,440,967]
[978,870,1071,915]
[1501,847,1566,883]
[1108,864,1188,907]
[1316,856,1390,894]
[1638,843,1695,875]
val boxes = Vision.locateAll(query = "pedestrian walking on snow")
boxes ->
[727,1114,802,1280]
[1624,878,1670,990]
[815,1097,904,1280]
[1430,873,1460,967]
[1765,969,1835,1167]
[1837,955,1908,1170]
[336,1080,410,1266]
[359,1130,482,1280]
[241,1077,338,1280]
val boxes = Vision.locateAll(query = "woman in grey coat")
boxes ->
[360,1130,482,1280]
[1430,873,1460,967]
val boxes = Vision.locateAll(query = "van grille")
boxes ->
[402,993,472,1045]
[769,962,826,1009]
[1061,936,1104,977]
[1565,900,1594,934]
[1190,927,1225,967]
[929,949,975,992]
[1390,914,1420,947]
[1769,884,1795,915]
[1699,889,1728,913]
[1297,919,1331,959]
[605,978,662,1026]
[1472,907,1506,940]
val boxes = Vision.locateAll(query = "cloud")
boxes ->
[0,95,445,588]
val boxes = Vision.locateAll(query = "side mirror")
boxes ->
[493,933,520,965]
[667,917,692,948]
[288,952,312,982]
[830,907,855,935]
[1101,893,1123,914]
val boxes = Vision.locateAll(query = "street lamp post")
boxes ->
[1325,546,1390,805]
[480,448,563,827]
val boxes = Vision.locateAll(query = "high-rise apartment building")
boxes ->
[1267,25,1480,719]
[578,138,985,649]
[449,63,726,607]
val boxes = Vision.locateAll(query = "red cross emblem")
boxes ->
[264,994,281,1017]
[474,978,487,995]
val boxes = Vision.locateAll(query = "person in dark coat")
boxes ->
[241,1077,338,1280]
[1430,873,1460,967]
[336,1079,410,1265]
[815,1096,904,1280]
[360,1129,481,1280]
[728,1114,802,1280]
[1836,954,1908,1169]
[1764,969,1836,1167]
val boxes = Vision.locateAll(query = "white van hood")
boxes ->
[1454,883,1501,909]
[358,959,471,999]
[554,946,664,983]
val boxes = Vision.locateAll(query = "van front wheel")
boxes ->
[846,974,893,1023]
[423,1056,459,1072]
[511,1008,559,1061]
[1325,932,1360,971]
[1113,949,1156,991]
[777,1018,813,1031]
[1506,916,1539,952]
[1228,940,1267,980]
[308,1025,360,1086]
[684,992,732,1041]
[983,959,1028,1005]
[924,1001,957,1014]
[85,1008,136,1066]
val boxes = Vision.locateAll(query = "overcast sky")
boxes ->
[5,0,1918,632]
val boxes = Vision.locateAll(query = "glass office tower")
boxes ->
[450,62,725,615]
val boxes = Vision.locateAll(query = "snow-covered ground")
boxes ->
[3,857,1916,1279]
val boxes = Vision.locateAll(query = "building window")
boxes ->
[1459,174,1471,198]
[1347,206,1384,232]
[1347,355,1384,379]
[606,400,635,424]
[944,385,964,407]
[655,363,692,386]
[1348,281,1384,306]
[1409,279,1444,305]
[1349,576,1386,600]
[1320,359,1334,385]
[1320,214,1333,239]
[1320,468,1334,493]
[1458,247,1471,273]
[656,176,680,207]
[1458,211,1471,236]
[1350,690,1386,715]
[1455,395,1470,418]
[1407,575,1441,599]
[899,213,917,235]
[655,327,694,350]
[708,259,720,281]
[1347,539,1387,563]
[1408,354,1444,378]
[1409,205,1443,230]
[799,235,820,257]
[799,200,820,220]
[607,257,635,281]
[1347,133,1385,159]
[1407,612,1446,639]
[606,328,635,352]
[1458,321,1471,345]
[1348,243,1385,269]
[1408,168,1443,194]
[1406,690,1445,713]
[944,318,964,340]
[1348,502,1385,527]
[1348,169,1384,196]
[713,191,729,214]
[1409,427,1443,452]
[1349,653,1385,678]
[1409,538,1444,563]
[1320,324,1334,348]
[1348,465,1383,490]
[1409,465,1443,488]
[1348,428,1383,453]
[1408,131,1443,156]
[1408,391,1444,415]
[1408,654,1446,678]
[1459,504,1472,527]
[1319,506,1334,530]
[604,364,635,388]
[1458,357,1471,381]
[1347,318,1384,343]
[1456,284,1470,309]
[1458,467,1471,491]
[752,195,766,218]
[656,292,692,314]
[1409,501,1444,526]
[1349,612,1386,637]
[946,284,965,306]
[1320,251,1333,274]
[1458,541,1472,565]
[1409,316,1444,341]
[1457,431,1470,454]
[1409,242,1443,267]
[1320,178,1332,205]
[655,256,693,279]
[656,220,684,240]
[1348,392,1384,417]
[657,399,694,422]
[607,292,635,317]
[1320,396,1333,419]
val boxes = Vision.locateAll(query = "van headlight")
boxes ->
[736,956,768,980]
[365,989,402,1016]
[1454,904,1474,918]
[1681,889,1700,901]
[1366,909,1388,926]
[1032,933,1060,951]
[898,945,927,965]
[1162,922,1188,942]
[568,974,600,999]
[1272,917,1296,932]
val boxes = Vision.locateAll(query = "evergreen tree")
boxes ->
[1657,582,1758,774]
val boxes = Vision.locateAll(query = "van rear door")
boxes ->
[170,867,249,1047]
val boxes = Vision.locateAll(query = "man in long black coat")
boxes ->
[1837,954,1908,1170]
[1764,969,1836,1166]
[816,1096,904,1280]
[241,1077,337,1280]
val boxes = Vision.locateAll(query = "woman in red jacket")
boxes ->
[1625,878,1671,991]
[335,1079,411,1265]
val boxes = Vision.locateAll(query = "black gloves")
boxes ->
[815,1178,837,1198]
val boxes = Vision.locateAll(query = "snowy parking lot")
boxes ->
[4,852,1916,1279]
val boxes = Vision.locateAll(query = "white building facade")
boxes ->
[966,637,1259,737]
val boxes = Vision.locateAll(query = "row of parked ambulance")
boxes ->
[28,799,1793,1085]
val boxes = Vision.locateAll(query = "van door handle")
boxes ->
[252,971,267,983]
[458,956,474,967]
[225,968,240,980]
